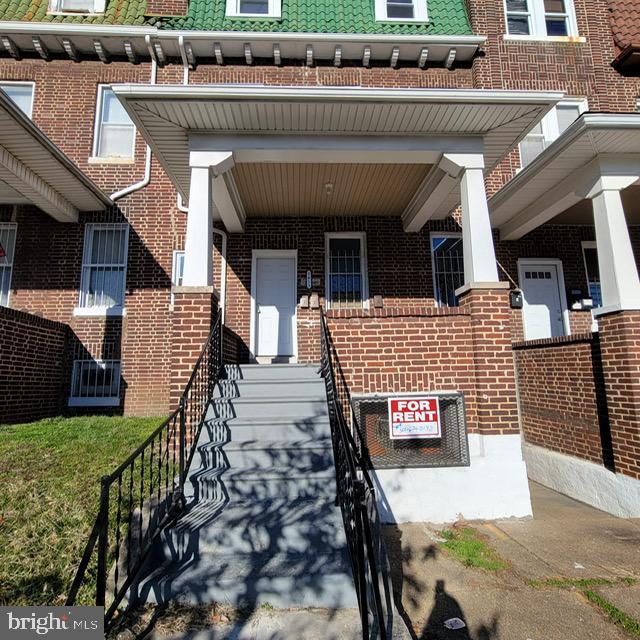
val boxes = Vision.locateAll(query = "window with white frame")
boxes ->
[78,223,129,310]
[226,0,281,18]
[93,86,136,159]
[325,233,368,310]
[0,82,34,118]
[431,233,464,307]
[0,223,17,307]
[170,250,185,305]
[49,0,105,14]
[520,99,587,167]
[504,0,578,37]
[374,0,427,22]
[582,242,602,308]
[69,359,121,406]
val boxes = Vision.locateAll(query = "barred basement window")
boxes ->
[0,223,17,307]
[93,86,136,159]
[78,223,129,310]
[431,233,464,307]
[69,359,121,407]
[325,233,368,310]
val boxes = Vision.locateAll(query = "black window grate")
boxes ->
[352,393,470,469]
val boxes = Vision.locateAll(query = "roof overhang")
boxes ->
[489,113,640,240]
[0,89,111,221]
[112,84,562,223]
[0,21,485,68]
[613,43,640,73]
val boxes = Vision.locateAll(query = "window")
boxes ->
[325,233,368,310]
[93,86,136,159]
[0,223,17,307]
[69,359,121,406]
[226,0,281,18]
[582,242,602,308]
[504,0,578,37]
[78,223,129,311]
[0,82,34,118]
[520,100,587,167]
[431,233,464,307]
[170,250,185,305]
[49,0,105,13]
[374,0,427,22]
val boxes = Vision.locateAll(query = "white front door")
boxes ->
[519,261,567,340]
[253,253,297,358]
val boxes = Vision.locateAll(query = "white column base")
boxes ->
[523,443,640,518]
[374,434,533,524]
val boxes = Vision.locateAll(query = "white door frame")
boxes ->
[250,249,298,361]
[517,258,571,338]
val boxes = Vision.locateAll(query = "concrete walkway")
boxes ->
[383,482,640,640]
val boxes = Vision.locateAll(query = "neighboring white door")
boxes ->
[253,254,296,357]
[519,261,568,340]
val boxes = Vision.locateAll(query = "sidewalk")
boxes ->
[382,482,640,640]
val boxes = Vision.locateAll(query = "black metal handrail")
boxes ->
[66,310,223,626]
[319,308,388,640]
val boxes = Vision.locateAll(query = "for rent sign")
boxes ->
[388,396,441,440]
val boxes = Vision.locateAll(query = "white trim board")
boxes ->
[523,443,640,518]
[375,433,533,523]
[249,249,298,362]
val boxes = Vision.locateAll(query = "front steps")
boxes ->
[132,364,359,613]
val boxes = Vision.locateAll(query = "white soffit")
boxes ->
[112,84,562,205]
[0,90,110,221]
[490,113,640,238]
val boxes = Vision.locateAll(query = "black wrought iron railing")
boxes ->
[319,308,389,640]
[66,311,223,626]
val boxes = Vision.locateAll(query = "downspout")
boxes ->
[110,36,157,201]
[175,36,228,323]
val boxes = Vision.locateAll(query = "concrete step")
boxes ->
[202,417,332,444]
[224,364,321,381]
[139,545,357,609]
[206,398,329,420]
[166,498,345,556]
[215,378,326,399]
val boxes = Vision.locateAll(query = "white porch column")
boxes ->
[182,164,213,287]
[591,187,640,313]
[451,153,499,285]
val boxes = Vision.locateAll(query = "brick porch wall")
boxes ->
[0,307,69,424]
[513,333,613,467]
[597,311,640,480]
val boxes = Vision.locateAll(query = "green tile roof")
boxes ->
[0,0,155,25]
[164,0,472,35]
[0,0,472,35]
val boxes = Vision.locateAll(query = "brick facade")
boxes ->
[0,306,69,424]
[513,333,613,466]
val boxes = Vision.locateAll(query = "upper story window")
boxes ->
[93,86,136,160]
[504,0,578,37]
[78,223,129,312]
[374,0,428,22]
[520,99,587,167]
[226,0,281,18]
[49,0,105,13]
[0,82,34,118]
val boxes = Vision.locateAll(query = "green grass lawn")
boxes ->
[0,415,163,606]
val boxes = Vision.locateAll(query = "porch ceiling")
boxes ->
[0,89,111,222]
[233,162,431,217]
[112,85,562,220]
[489,113,640,240]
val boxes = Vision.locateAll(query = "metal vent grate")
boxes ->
[352,393,470,469]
